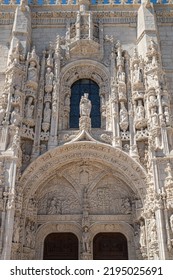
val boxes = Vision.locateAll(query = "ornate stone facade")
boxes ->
[0,0,173,260]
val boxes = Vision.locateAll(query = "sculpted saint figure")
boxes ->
[139,220,146,248]
[13,217,20,243]
[45,67,54,86]
[10,108,21,126]
[136,100,145,120]
[120,106,128,122]
[151,107,159,127]
[117,65,125,83]
[165,163,172,179]
[0,105,5,124]
[133,64,143,84]
[164,107,170,124]
[25,97,34,119]
[47,198,61,215]
[48,198,57,215]
[170,214,173,233]
[121,198,131,214]
[149,216,157,241]
[82,226,90,253]
[28,61,37,82]
[25,222,35,248]
[80,93,91,117]
[43,102,51,123]
[119,102,128,131]
[64,94,70,107]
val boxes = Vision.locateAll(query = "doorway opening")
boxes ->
[43,232,78,260]
[93,232,128,260]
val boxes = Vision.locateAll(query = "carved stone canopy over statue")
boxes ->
[80,93,91,117]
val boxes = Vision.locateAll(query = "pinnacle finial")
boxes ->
[78,0,90,12]
[20,0,28,12]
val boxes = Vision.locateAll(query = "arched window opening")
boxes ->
[70,79,101,128]
[93,232,128,260]
[43,232,78,260]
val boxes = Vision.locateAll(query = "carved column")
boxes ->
[76,12,81,40]
[89,12,93,40]
[0,2,31,260]
[48,36,61,148]
[99,20,104,57]
[1,158,17,259]
[32,51,46,158]
[152,158,169,259]
[111,81,121,148]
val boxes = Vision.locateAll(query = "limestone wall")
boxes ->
[0,26,11,95]
[158,24,173,106]
[32,27,66,56]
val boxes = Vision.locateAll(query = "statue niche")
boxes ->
[70,79,100,129]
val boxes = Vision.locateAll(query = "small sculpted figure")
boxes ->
[28,61,38,82]
[80,93,91,117]
[10,108,21,126]
[82,226,90,253]
[25,97,34,119]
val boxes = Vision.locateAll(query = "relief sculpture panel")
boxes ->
[37,187,81,215]
[89,176,133,215]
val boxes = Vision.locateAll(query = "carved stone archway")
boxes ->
[19,142,147,259]
[35,223,81,260]
[20,142,147,203]
[90,222,136,260]
[93,233,128,260]
[60,59,110,89]
[43,232,79,260]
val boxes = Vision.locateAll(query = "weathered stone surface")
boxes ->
[0,1,173,260]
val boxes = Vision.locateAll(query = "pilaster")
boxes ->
[137,3,158,58]
[0,2,31,259]
[152,158,169,259]
[8,3,31,66]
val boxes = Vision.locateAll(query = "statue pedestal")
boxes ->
[80,252,92,260]
[79,116,91,132]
